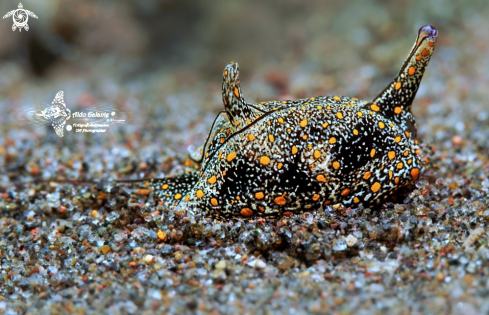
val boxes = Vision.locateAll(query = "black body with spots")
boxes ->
[152,25,438,218]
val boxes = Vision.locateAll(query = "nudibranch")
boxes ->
[151,25,438,218]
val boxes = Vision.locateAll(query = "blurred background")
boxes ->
[0,0,488,156]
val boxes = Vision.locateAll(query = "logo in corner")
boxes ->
[32,91,71,137]
[3,3,38,32]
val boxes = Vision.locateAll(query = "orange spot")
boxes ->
[395,177,400,184]
[227,152,236,162]
[333,96,341,101]
[408,159,413,165]
[357,111,363,117]
[405,131,411,138]
[260,156,271,165]
[185,195,190,202]
[388,151,395,160]
[211,198,218,206]
[283,211,293,216]
[208,176,217,184]
[370,149,376,158]
[324,200,331,205]
[241,208,253,217]
[234,87,240,97]
[341,188,350,196]
[317,106,322,110]
[329,137,336,144]
[389,171,393,180]
[316,175,327,182]
[336,112,344,119]
[312,194,320,201]
[196,190,204,198]
[224,70,228,76]
[353,129,359,135]
[302,135,308,140]
[416,55,422,60]
[422,49,429,56]
[292,146,298,154]
[371,104,380,112]
[408,67,415,75]
[395,82,402,90]
[274,193,287,205]
[247,134,255,141]
[428,42,434,47]
[314,150,321,159]
[378,121,385,129]
[415,149,420,155]
[394,106,402,114]
[220,138,225,143]
[259,206,265,212]
[277,163,283,169]
[218,151,223,159]
[255,192,264,200]
[174,193,182,200]
[353,197,360,203]
[352,97,359,101]
[363,171,371,180]
[269,134,274,142]
[411,168,420,180]
[404,150,409,157]
[300,119,307,127]
[395,136,401,143]
[333,161,340,170]
[278,117,284,124]
[371,182,381,193]
[222,171,226,176]
[162,184,169,190]
[322,122,329,128]
[397,162,404,169]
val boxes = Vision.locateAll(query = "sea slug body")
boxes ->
[152,25,438,219]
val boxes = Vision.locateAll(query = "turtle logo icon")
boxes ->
[3,3,38,32]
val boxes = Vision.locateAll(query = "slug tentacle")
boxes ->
[367,25,437,135]
[222,62,264,133]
